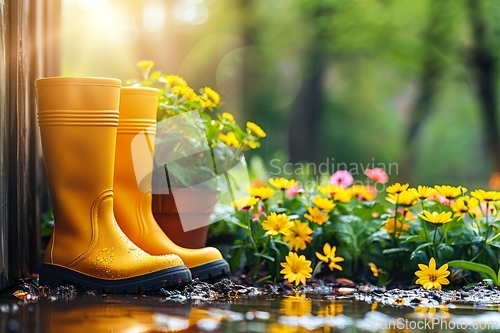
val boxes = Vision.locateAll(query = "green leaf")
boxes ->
[436,243,454,261]
[410,242,433,260]
[253,252,275,262]
[228,219,250,230]
[447,260,498,283]
[382,248,410,255]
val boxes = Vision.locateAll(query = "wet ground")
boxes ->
[2,278,500,332]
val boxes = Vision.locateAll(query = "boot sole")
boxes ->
[190,259,230,282]
[39,263,191,294]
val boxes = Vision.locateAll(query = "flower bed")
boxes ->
[220,169,500,290]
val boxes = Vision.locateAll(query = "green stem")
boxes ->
[421,201,431,258]
[432,227,439,262]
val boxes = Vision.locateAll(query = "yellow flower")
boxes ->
[218,132,240,148]
[172,85,197,100]
[349,184,375,201]
[246,121,267,138]
[137,60,154,73]
[317,185,353,202]
[280,252,312,286]
[409,185,437,200]
[434,185,467,200]
[283,220,313,251]
[312,195,336,212]
[383,217,409,236]
[249,186,275,201]
[386,190,418,207]
[415,257,450,290]
[262,212,293,236]
[315,243,344,272]
[368,262,381,278]
[201,87,220,108]
[418,210,453,227]
[232,196,258,210]
[245,140,258,149]
[304,206,329,225]
[269,177,298,190]
[450,196,479,218]
[222,112,234,122]
[386,183,409,194]
[471,189,500,203]
[165,74,188,87]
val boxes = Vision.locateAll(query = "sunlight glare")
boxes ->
[142,1,167,32]
[174,0,209,25]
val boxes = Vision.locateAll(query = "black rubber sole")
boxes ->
[190,259,230,282]
[39,263,191,294]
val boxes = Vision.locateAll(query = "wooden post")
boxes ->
[0,0,59,290]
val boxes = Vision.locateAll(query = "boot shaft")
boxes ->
[36,77,121,264]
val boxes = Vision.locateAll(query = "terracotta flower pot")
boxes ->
[151,188,218,249]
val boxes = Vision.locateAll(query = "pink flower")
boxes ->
[330,170,354,188]
[364,168,389,184]
[285,185,302,198]
[252,205,267,222]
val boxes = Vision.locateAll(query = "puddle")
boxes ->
[2,285,500,332]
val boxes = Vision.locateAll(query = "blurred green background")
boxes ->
[62,0,500,189]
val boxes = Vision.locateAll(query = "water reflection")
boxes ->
[1,293,500,332]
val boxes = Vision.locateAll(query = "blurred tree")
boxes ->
[467,0,500,174]
[400,0,454,181]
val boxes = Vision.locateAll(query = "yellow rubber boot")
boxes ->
[35,77,191,293]
[114,87,229,281]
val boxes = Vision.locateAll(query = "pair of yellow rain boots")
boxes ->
[35,77,229,293]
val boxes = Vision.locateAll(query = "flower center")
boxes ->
[292,266,299,274]
[429,274,437,282]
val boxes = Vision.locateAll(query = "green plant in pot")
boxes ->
[127,60,266,248]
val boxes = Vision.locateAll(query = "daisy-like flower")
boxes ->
[304,206,329,225]
[450,196,479,218]
[349,184,376,201]
[286,184,303,198]
[249,186,275,201]
[330,170,354,188]
[243,139,258,149]
[164,74,188,87]
[312,195,336,212]
[315,243,344,271]
[269,177,299,191]
[280,252,313,286]
[232,196,258,210]
[434,185,467,200]
[172,85,197,100]
[383,217,409,236]
[364,168,389,184]
[415,257,450,290]
[418,210,453,227]
[471,189,500,203]
[368,262,382,278]
[283,220,313,251]
[318,185,352,202]
[409,185,437,200]
[218,132,240,148]
[221,112,235,122]
[201,86,220,108]
[246,121,267,138]
[386,190,419,207]
[262,212,293,236]
[386,183,409,194]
